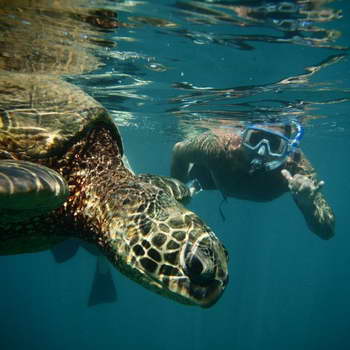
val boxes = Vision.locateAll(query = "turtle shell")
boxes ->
[0,72,123,162]
[0,72,123,255]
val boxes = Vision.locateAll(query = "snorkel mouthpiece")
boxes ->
[264,159,284,171]
[249,158,263,174]
[249,157,283,173]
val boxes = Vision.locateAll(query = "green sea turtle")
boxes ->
[0,72,228,307]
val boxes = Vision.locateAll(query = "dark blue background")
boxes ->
[1,1,349,349]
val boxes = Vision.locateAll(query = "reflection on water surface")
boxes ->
[33,0,346,137]
[2,0,343,137]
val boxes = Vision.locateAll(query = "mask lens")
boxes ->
[266,133,284,153]
[243,127,288,156]
[247,130,263,147]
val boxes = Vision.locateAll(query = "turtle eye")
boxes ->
[184,244,216,286]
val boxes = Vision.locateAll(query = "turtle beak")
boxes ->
[189,276,229,308]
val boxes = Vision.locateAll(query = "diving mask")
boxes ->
[242,121,304,172]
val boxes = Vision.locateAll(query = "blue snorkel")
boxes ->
[288,120,304,155]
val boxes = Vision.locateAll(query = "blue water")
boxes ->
[1,1,350,349]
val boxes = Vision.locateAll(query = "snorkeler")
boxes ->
[170,120,335,240]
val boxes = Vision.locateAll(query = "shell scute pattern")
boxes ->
[164,251,178,265]
[151,233,167,247]
[148,248,162,262]
[133,244,145,256]
[0,74,119,161]
[166,240,180,250]
[160,264,181,277]
[172,230,186,241]
[168,217,186,229]
[140,258,158,274]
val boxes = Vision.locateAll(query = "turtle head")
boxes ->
[105,181,229,308]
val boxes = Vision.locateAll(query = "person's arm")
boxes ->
[170,140,196,184]
[282,154,335,240]
[171,133,218,183]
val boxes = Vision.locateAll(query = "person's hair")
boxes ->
[248,119,293,137]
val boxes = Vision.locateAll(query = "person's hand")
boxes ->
[281,169,324,205]
[186,178,203,197]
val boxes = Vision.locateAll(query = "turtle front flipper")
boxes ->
[0,160,69,223]
[137,174,193,204]
[50,239,81,263]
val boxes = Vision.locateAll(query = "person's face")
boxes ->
[241,125,289,171]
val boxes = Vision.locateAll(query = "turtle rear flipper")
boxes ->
[88,255,117,307]
[0,160,69,222]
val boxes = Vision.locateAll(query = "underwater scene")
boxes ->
[0,0,349,349]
